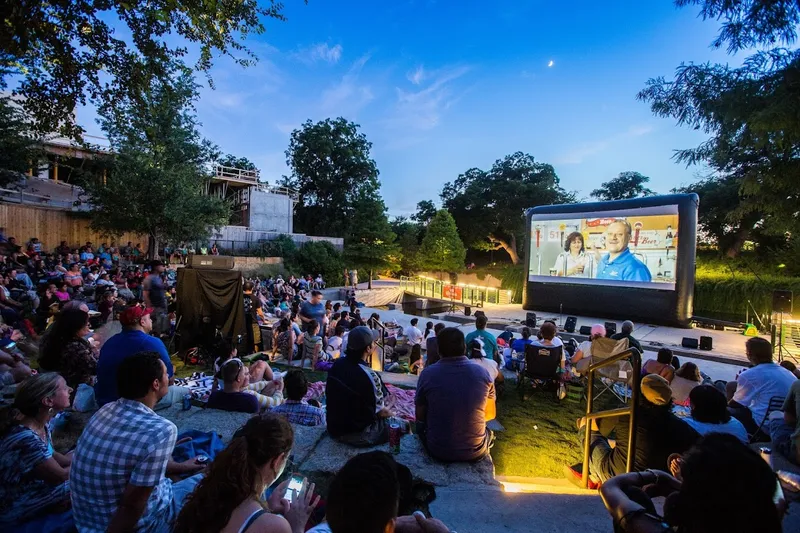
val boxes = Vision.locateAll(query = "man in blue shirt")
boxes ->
[299,290,326,333]
[595,220,652,282]
[95,306,185,408]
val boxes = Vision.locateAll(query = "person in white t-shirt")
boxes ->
[529,321,566,370]
[326,325,345,359]
[728,337,796,435]
[468,336,503,384]
[404,318,423,347]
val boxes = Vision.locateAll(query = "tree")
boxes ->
[638,0,800,256]
[391,216,423,274]
[441,152,575,264]
[411,200,437,226]
[217,154,258,172]
[344,195,401,289]
[591,171,655,201]
[284,118,381,238]
[289,241,345,288]
[85,68,228,258]
[0,96,44,186]
[0,1,285,139]
[418,210,466,276]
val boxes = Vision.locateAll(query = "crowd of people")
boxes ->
[1,231,799,532]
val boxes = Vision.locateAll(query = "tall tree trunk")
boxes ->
[368,269,373,290]
[147,233,158,260]
[724,227,750,259]
[490,234,520,264]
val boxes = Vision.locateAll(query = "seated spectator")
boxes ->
[271,369,326,426]
[53,282,70,302]
[610,320,642,353]
[327,324,345,357]
[0,373,72,529]
[468,335,503,383]
[98,289,116,323]
[465,315,498,363]
[642,347,676,382]
[569,374,699,486]
[301,319,323,369]
[769,374,800,465]
[529,321,566,370]
[0,346,32,385]
[728,337,796,435]
[71,352,205,532]
[425,322,446,366]
[175,413,319,533]
[63,263,83,288]
[38,308,96,396]
[416,327,495,462]
[681,384,748,442]
[211,339,272,391]
[601,433,782,533]
[780,359,800,379]
[570,323,606,374]
[511,327,535,354]
[404,318,423,346]
[307,451,450,533]
[327,326,406,446]
[95,305,188,408]
[273,317,297,363]
[207,358,284,413]
[670,362,702,406]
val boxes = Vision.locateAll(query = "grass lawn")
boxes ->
[492,388,587,479]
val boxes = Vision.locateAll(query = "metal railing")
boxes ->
[581,347,642,489]
[214,164,260,183]
[0,186,91,211]
[399,275,512,306]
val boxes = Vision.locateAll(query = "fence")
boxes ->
[399,275,513,306]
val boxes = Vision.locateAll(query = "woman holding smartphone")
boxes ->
[175,413,319,533]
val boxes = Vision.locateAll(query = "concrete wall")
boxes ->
[211,226,344,250]
[248,189,293,233]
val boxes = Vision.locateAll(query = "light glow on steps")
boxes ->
[497,476,598,495]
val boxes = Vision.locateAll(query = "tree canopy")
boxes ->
[441,152,575,264]
[217,154,258,172]
[418,209,466,275]
[343,195,401,288]
[639,0,800,256]
[0,0,285,139]
[284,118,381,238]
[85,68,228,258]
[590,171,655,201]
[411,200,437,226]
[0,96,43,187]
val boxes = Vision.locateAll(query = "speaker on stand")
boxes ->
[564,316,577,333]
[526,312,537,328]
[772,290,793,362]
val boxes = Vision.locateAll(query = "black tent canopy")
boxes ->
[176,268,245,351]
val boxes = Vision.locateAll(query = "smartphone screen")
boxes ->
[285,475,304,503]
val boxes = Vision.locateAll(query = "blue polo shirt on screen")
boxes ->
[596,248,652,282]
[94,329,174,406]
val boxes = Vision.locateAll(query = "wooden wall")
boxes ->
[0,203,147,250]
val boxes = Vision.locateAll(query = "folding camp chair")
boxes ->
[587,337,632,404]
[749,396,787,444]
[519,344,563,400]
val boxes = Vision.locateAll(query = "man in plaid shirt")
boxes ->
[71,352,205,532]
[272,369,326,426]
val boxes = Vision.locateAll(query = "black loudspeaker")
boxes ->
[579,325,592,335]
[604,322,617,337]
[699,336,713,350]
[773,290,793,314]
[187,254,235,269]
[681,337,699,349]
[526,312,537,328]
[564,316,577,333]
[464,306,471,316]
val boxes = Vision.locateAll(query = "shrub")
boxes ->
[286,241,345,286]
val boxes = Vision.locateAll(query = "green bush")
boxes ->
[286,241,345,287]
[693,271,800,322]
[498,263,525,303]
[244,263,287,279]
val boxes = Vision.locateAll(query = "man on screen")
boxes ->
[594,220,652,282]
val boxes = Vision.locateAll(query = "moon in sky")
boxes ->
[548,60,554,67]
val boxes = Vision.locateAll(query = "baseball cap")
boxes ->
[120,306,154,326]
[347,326,374,353]
[641,374,672,406]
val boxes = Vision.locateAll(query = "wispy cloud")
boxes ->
[407,65,426,85]
[389,65,470,130]
[320,54,375,116]
[296,43,343,64]
[553,125,655,165]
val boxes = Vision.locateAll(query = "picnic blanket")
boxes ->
[174,371,215,402]
[303,381,417,422]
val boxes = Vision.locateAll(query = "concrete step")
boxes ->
[429,483,610,533]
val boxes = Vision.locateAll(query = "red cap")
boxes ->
[119,306,154,326]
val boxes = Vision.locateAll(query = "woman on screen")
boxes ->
[552,232,594,278]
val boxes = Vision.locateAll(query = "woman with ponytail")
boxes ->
[0,373,73,528]
[175,413,320,533]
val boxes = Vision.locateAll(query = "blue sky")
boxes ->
[80,1,733,218]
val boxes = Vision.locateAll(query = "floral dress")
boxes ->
[60,338,98,391]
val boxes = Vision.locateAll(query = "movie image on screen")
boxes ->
[528,207,679,290]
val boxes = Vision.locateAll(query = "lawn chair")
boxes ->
[749,396,786,444]
[519,344,563,400]
[587,337,632,404]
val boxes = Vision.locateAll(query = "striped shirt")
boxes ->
[245,381,284,410]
